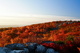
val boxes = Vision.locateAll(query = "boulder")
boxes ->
[0,47,11,53]
[9,50,28,53]
[25,42,38,53]
[35,45,47,53]
[9,48,29,53]
[46,48,59,53]
[5,43,26,50]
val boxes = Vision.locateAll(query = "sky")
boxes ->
[0,0,80,25]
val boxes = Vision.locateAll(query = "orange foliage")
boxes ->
[0,21,80,47]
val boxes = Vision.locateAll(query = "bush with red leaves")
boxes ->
[40,41,79,53]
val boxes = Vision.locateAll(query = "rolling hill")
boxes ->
[0,21,80,47]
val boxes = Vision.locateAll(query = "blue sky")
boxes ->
[0,0,80,25]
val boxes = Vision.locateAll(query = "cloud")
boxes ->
[0,14,80,26]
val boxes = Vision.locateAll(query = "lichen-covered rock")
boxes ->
[9,50,29,53]
[46,48,59,53]
[9,48,29,53]
[0,47,11,53]
[35,45,47,53]
[25,42,38,46]
[5,43,26,50]
[25,42,38,53]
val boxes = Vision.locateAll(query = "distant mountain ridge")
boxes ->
[0,25,21,28]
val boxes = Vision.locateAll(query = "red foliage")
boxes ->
[40,41,79,53]
[0,21,79,48]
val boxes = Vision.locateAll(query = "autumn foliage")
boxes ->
[0,21,80,50]
[40,41,79,53]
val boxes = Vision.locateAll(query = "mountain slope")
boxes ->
[0,21,80,47]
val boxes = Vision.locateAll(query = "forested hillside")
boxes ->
[0,21,80,47]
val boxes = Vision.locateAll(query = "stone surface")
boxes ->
[5,43,26,50]
[46,48,59,53]
[35,45,47,53]
[9,50,28,53]
[0,47,11,53]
